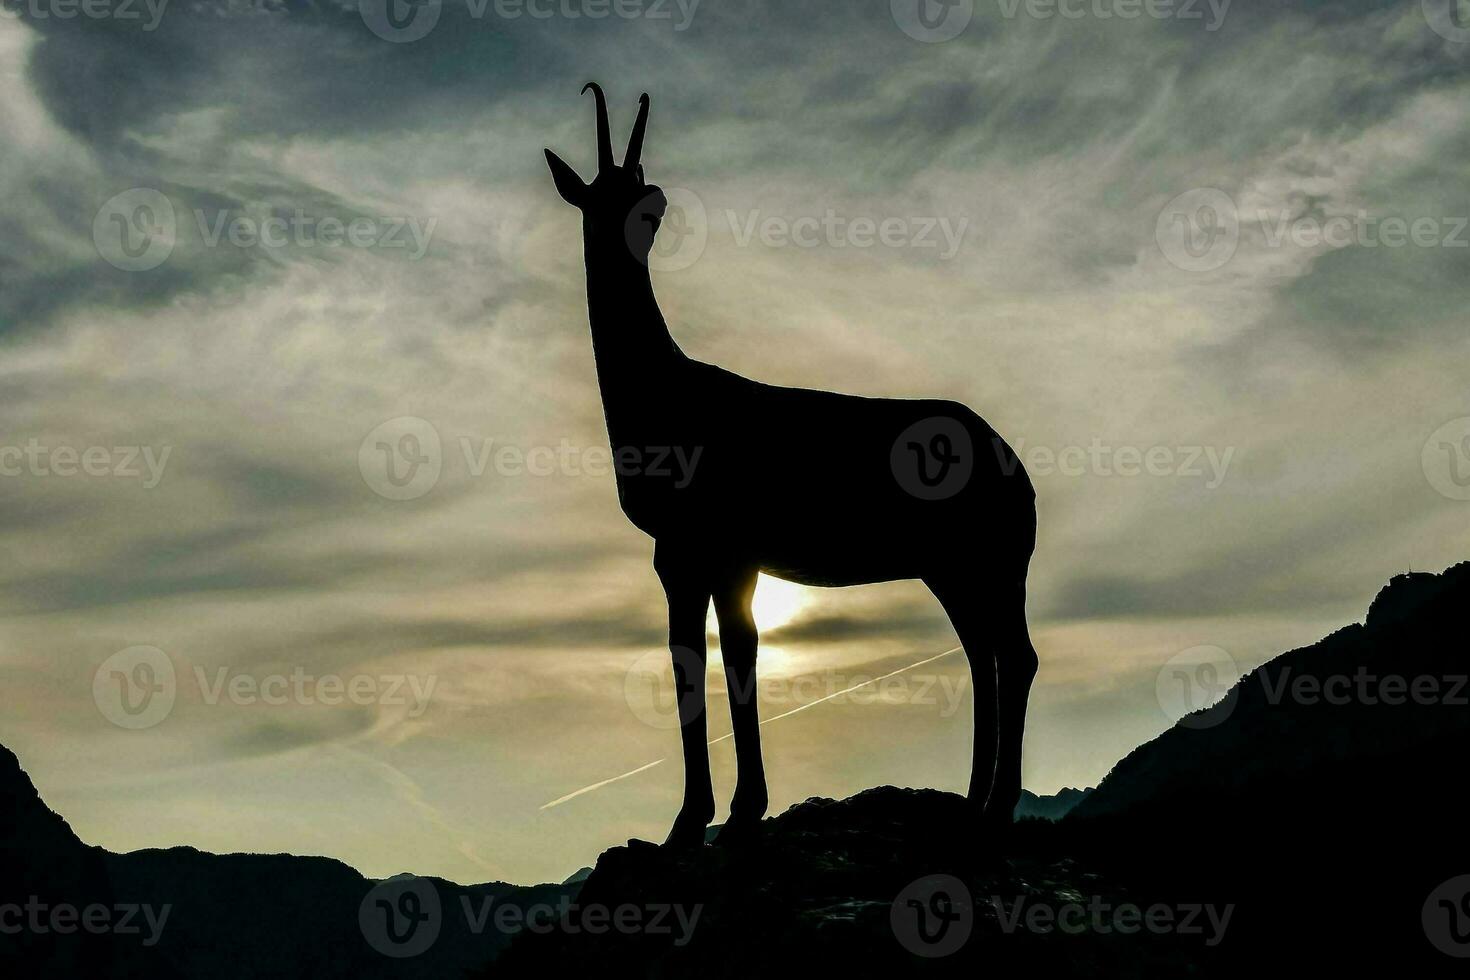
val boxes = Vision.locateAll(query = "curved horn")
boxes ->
[581,82,613,173]
[624,93,650,173]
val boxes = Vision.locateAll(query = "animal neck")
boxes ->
[582,237,684,436]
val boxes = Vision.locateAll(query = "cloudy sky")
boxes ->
[2,0,1468,885]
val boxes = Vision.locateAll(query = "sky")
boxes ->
[1,0,1468,886]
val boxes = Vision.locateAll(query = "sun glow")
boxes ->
[751,574,811,632]
[704,575,813,672]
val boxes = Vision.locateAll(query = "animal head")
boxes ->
[544,83,667,259]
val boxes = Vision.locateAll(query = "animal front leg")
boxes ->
[656,550,714,849]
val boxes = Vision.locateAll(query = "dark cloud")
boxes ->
[217,710,378,759]
[764,609,950,645]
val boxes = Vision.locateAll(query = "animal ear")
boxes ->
[544,149,588,208]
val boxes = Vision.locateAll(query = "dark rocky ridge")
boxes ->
[489,787,1217,978]
[489,563,1470,977]
[1074,563,1470,822]
[0,743,574,978]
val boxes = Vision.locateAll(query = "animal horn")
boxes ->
[624,93,650,173]
[582,82,613,173]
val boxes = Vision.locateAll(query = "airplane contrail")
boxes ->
[539,758,667,810]
[539,645,964,811]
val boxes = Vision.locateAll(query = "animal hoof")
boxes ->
[661,810,712,850]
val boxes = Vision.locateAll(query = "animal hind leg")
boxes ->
[927,576,1000,814]
[988,578,1037,829]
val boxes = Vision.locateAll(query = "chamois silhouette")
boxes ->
[545,84,1038,847]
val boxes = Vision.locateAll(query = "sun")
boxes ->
[704,573,813,644]
[750,574,811,633]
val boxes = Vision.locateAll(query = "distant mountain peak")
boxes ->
[1015,786,1094,822]
[1365,561,1470,629]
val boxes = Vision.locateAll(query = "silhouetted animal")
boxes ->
[545,84,1037,847]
